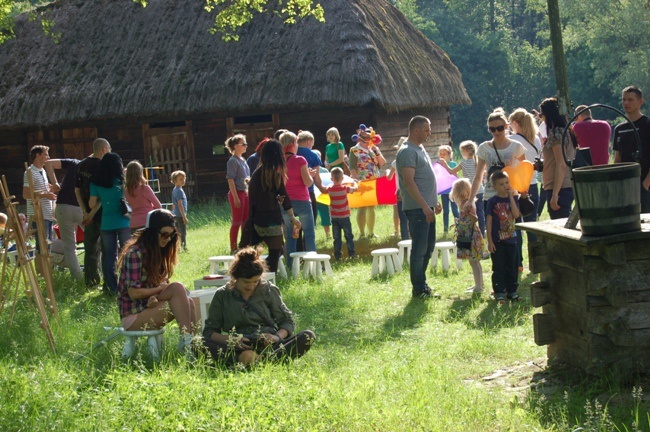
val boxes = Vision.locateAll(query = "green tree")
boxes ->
[0,0,324,43]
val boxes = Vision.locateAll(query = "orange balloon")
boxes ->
[502,161,535,193]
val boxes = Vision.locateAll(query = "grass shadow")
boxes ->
[379,297,430,339]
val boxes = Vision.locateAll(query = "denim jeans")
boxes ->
[490,242,518,295]
[55,204,84,281]
[405,208,436,294]
[101,228,131,294]
[545,187,573,219]
[32,219,53,253]
[83,219,104,287]
[441,193,459,232]
[396,200,410,240]
[283,200,316,267]
[516,184,539,267]
[332,216,355,259]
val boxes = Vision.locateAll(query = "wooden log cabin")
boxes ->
[0,0,469,204]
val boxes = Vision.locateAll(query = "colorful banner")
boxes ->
[315,175,397,208]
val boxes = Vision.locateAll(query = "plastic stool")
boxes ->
[431,241,463,272]
[208,255,235,274]
[261,254,287,279]
[301,254,333,279]
[371,248,402,277]
[289,251,318,277]
[397,239,412,268]
[120,328,165,361]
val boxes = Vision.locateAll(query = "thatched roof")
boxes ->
[0,0,470,128]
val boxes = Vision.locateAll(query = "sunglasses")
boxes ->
[159,229,177,240]
[238,142,248,147]
[488,125,506,133]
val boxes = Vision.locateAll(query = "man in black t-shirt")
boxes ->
[75,138,111,288]
[613,86,650,213]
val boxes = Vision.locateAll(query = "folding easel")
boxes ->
[0,175,56,352]
[24,163,58,319]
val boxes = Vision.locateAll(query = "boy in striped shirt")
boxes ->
[315,167,358,259]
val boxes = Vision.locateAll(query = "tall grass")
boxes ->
[0,199,647,431]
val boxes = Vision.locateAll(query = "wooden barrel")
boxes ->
[572,162,641,236]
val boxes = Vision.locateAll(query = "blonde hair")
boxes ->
[326,127,340,142]
[487,107,508,125]
[125,161,146,196]
[508,108,539,144]
[459,141,477,163]
[297,130,314,144]
[450,178,472,206]
[279,131,297,150]
[331,167,344,181]
[170,170,186,183]
[438,145,453,157]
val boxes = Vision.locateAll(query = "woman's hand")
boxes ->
[260,333,281,346]
[550,194,560,211]
[291,217,302,231]
[147,295,159,308]
[229,334,252,350]
[234,196,241,208]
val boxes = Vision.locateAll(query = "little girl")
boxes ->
[440,141,485,234]
[450,178,488,294]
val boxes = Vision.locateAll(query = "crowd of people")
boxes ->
[4,85,648,366]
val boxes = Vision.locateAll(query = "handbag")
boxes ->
[342,159,351,176]
[486,142,505,181]
[455,224,474,250]
[119,197,132,219]
[518,195,535,217]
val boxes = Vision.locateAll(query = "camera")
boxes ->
[533,157,544,172]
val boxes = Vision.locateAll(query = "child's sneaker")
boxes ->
[494,292,506,304]
[507,293,522,302]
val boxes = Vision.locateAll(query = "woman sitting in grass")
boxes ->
[201,247,315,366]
[116,209,197,356]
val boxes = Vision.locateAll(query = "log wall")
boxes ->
[521,217,650,373]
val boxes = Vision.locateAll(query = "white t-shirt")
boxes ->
[476,140,526,200]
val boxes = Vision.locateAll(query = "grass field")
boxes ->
[0,200,647,431]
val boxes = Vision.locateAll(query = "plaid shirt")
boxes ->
[117,244,151,318]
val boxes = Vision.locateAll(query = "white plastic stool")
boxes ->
[208,255,235,274]
[397,239,412,268]
[261,254,287,279]
[301,254,333,279]
[119,328,165,361]
[289,251,318,277]
[371,248,402,277]
[431,241,463,272]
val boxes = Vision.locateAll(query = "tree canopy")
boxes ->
[393,0,650,143]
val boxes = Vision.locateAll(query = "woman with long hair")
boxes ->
[279,131,316,265]
[201,246,315,366]
[117,209,197,353]
[466,108,526,222]
[539,97,575,219]
[89,152,131,294]
[124,160,161,232]
[247,139,301,272]
[509,108,542,268]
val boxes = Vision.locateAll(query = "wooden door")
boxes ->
[142,121,197,204]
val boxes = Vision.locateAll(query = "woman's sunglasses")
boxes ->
[488,125,506,133]
[159,229,178,240]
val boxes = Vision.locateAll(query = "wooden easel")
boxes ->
[1,174,56,353]
[24,163,58,319]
